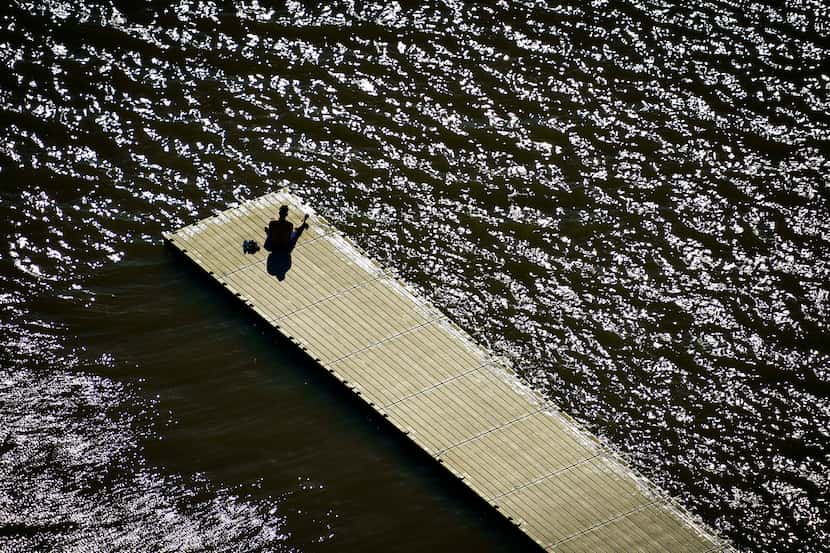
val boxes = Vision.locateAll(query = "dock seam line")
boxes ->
[325,316,447,366]
[486,452,603,502]
[266,275,387,322]
[544,498,665,549]
[434,408,547,457]
[381,363,491,409]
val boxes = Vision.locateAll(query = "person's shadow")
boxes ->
[266,251,292,281]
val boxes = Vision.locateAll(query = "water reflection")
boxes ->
[1,0,828,551]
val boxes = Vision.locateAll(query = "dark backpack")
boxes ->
[242,239,260,254]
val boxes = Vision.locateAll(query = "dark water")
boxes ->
[1,1,828,551]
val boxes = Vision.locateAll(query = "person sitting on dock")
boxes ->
[264,205,308,253]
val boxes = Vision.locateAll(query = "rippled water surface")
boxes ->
[1,1,829,551]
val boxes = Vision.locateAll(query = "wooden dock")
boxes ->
[164,191,731,552]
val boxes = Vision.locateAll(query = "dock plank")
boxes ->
[165,191,731,553]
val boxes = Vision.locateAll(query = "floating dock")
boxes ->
[164,191,731,552]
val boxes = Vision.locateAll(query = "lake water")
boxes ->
[1,1,828,551]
